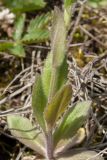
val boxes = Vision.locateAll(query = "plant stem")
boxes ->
[45,129,54,160]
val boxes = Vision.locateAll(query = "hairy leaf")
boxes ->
[55,128,85,154]
[42,54,68,98]
[7,115,45,156]
[3,0,46,12]
[46,8,67,100]
[56,57,68,90]
[44,84,72,128]
[54,101,91,146]
[57,150,104,160]
[41,8,67,102]
[51,7,66,68]
[13,14,25,41]
[32,74,47,131]
[9,43,25,57]
[41,53,52,97]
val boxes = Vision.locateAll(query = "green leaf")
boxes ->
[0,42,25,57]
[41,8,67,101]
[7,115,45,156]
[51,7,66,67]
[27,13,51,33]
[13,14,25,41]
[32,74,47,131]
[64,0,74,27]
[54,101,91,146]
[88,0,107,8]
[44,84,72,128]
[3,0,46,13]
[64,0,75,8]
[22,29,49,43]
[64,8,71,28]
[0,15,25,57]
[9,44,25,57]
[46,8,67,100]
[41,53,68,98]
[22,13,51,44]
[41,53,52,98]
[56,57,68,91]
[55,128,85,154]
[0,42,14,52]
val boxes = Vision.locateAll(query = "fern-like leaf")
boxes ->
[22,29,50,43]
[9,43,25,57]
[27,13,51,33]
[22,13,51,43]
